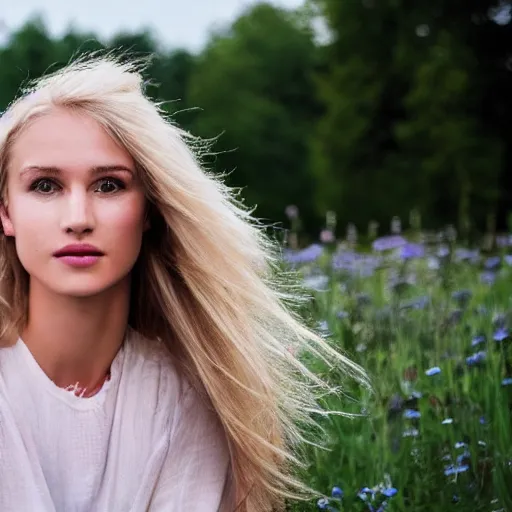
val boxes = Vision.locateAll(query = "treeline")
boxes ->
[1,0,511,239]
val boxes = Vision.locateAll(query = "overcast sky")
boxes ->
[1,0,305,52]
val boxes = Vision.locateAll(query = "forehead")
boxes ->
[8,109,134,173]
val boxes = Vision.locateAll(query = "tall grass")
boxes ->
[285,236,512,512]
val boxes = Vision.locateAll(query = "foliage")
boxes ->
[284,232,512,511]
[2,1,512,234]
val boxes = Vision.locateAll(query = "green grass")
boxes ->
[285,246,512,512]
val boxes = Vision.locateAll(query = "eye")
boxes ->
[95,178,125,194]
[30,178,58,194]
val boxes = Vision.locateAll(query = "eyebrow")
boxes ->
[19,165,135,177]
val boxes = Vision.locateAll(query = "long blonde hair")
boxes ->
[0,54,368,511]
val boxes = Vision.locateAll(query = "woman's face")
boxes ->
[0,108,148,298]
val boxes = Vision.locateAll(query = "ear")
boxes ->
[0,204,14,237]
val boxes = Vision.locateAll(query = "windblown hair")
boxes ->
[0,54,368,511]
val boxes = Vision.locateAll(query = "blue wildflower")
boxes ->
[502,377,512,386]
[438,245,450,258]
[480,271,496,285]
[493,327,509,342]
[372,235,407,252]
[331,486,343,499]
[336,310,349,320]
[484,256,501,270]
[479,416,487,425]
[317,498,330,510]
[303,274,329,292]
[505,254,512,266]
[454,248,479,263]
[455,442,467,449]
[444,464,469,476]
[466,351,487,366]
[425,366,441,376]
[357,487,375,502]
[285,244,324,265]
[381,487,398,498]
[471,335,486,347]
[400,243,425,259]
[497,235,512,248]
[403,409,421,419]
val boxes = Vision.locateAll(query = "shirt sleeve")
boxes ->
[148,384,231,511]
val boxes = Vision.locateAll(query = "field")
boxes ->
[284,234,512,512]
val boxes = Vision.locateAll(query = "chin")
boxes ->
[54,284,117,299]
[45,275,129,299]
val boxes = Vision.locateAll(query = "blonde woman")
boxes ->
[0,55,366,511]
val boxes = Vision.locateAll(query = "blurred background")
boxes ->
[2,0,511,246]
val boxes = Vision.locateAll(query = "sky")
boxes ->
[1,0,305,52]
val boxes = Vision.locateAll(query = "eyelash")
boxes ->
[29,177,126,195]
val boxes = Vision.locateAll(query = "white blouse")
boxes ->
[0,327,231,511]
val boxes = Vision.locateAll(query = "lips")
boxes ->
[53,244,104,258]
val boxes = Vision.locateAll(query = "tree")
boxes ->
[187,2,322,231]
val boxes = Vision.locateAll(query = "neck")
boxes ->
[21,277,131,391]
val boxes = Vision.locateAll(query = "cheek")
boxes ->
[99,198,146,247]
[9,198,55,251]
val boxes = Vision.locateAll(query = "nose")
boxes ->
[60,190,95,235]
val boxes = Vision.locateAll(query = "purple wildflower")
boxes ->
[466,351,487,366]
[400,243,425,259]
[502,377,512,386]
[437,245,450,258]
[454,248,480,263]
[372,235,407,252]
[480,271,496,285]
[505,254,512,266]
[484,256,501,270]
[471,335,486,347]
[284,244,324,265]
[493,327,508,342]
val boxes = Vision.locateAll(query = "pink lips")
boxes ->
[53,244,104,268]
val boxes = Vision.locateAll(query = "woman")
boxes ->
[0,55,367,511]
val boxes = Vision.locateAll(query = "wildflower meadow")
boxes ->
[284,219,512,512]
